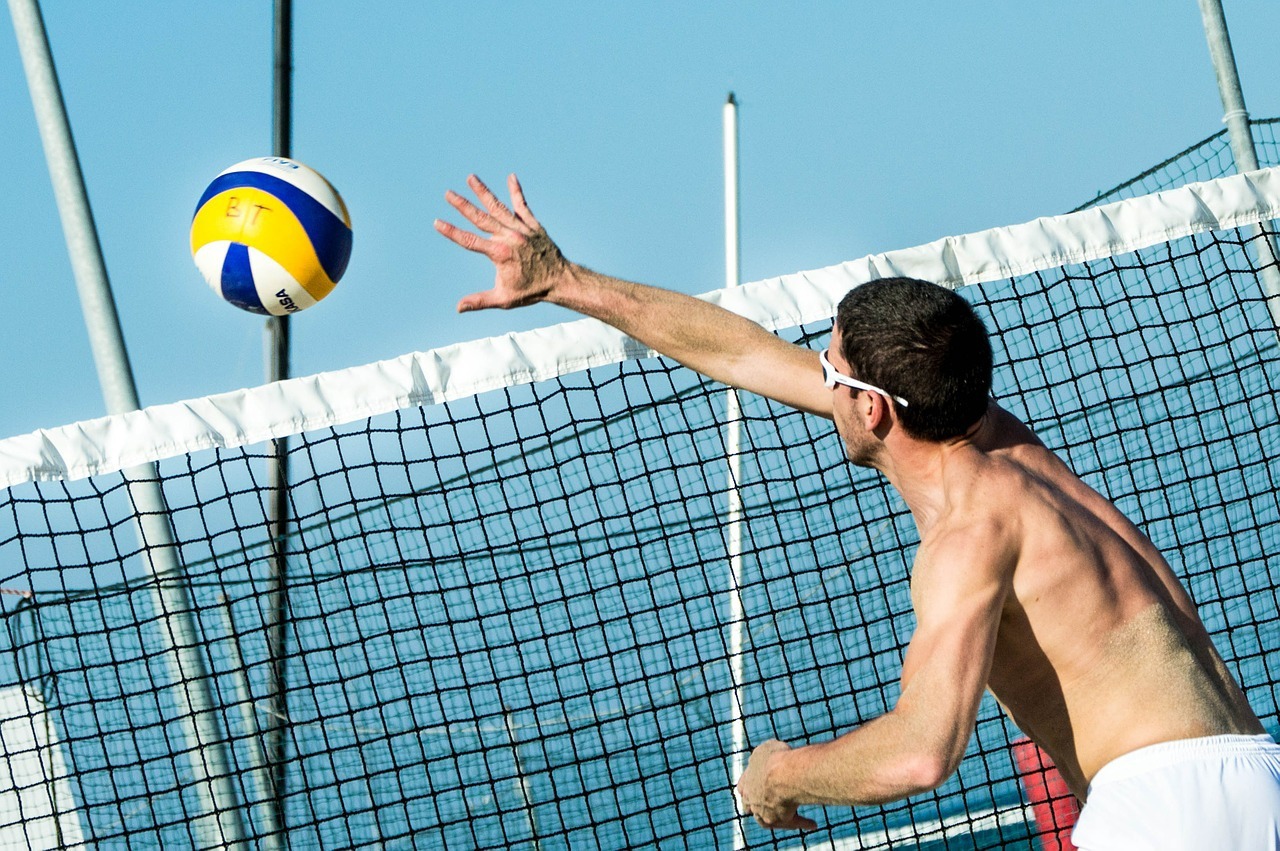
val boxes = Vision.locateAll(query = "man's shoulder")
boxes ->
[916,506,1021,581]
[944,448,1048,526]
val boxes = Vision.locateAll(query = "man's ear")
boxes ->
[866,392,892,435]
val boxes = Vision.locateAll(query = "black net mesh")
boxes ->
[3,137,1280,850]
[1071,118,1280,210]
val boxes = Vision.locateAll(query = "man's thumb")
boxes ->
[457,291,499,313]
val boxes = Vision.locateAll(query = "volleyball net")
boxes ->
[3,165,1280,850]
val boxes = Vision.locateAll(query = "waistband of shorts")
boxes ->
[1088,734,1279,793]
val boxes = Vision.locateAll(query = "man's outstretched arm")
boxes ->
[435,174,833,419]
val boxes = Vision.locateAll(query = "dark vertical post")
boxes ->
[264,0,293,841]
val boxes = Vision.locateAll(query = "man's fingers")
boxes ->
[789,813,819,831]
[467,174,524,231]
[748,810,819,832]
[508,173,542,231]
[434,218,492,255]
[448,173,537,235]
[444,189,507,235]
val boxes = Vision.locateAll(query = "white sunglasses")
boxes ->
[819,350,909,408]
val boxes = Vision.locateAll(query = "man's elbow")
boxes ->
[900,749,958,795]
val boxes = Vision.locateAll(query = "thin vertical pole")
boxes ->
[723,92,749,851]
[265,0,293,843]
[8,0,248,846]
[1197,0,1280,329]
[217,596,285,851]
[503,707,542,850]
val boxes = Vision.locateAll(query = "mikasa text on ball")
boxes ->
[191,157,353,315]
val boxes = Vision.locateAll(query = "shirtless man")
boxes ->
[436,174,1280,848]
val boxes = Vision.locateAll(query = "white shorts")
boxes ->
[1072,733,1280,850]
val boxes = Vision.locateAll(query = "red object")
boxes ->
[1013,737,1080,851]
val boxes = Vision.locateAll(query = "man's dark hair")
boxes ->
[836,277,993,441]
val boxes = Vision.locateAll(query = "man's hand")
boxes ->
[434,173,570,312]
[737,739,819,832]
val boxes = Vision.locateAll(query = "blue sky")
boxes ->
[2,1,1278,442]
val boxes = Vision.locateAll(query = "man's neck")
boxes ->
[876,412,991,534]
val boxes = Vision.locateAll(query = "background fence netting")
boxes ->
[1071,117,1280,209]
[3,164,1280,850]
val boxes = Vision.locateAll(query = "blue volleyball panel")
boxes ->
[220,242,268,315]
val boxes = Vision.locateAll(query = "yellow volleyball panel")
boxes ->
[191,187,336,301]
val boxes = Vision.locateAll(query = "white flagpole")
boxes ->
[723,92,749,851]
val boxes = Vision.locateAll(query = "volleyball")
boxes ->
[190,156,352,315]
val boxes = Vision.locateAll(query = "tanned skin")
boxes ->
[436,174,1263,832]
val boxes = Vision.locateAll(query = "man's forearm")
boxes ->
[546,264,772,378]
[763,714,950,810]
[546,264,831,416]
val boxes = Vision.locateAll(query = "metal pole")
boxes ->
[723,92,749,851]
[1198,0,1258,172]
[265,0,293,838]
[503,707,542,850]
[8,1,248,846]
[1197,0,1280,329]
[217,596,285,851]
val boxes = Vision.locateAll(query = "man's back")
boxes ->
[945,403,1263,797]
